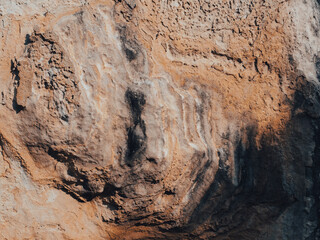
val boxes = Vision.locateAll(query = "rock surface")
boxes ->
[0,0,320,239]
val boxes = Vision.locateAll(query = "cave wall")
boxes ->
[0,0,319,239]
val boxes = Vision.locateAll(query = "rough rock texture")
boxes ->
[0,0,320,239]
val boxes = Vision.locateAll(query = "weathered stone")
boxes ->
[0,0,319,239]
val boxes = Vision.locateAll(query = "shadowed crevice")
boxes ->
[125,88,147,166]
[10,59,24,113]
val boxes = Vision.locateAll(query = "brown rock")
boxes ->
[0,0,319,239]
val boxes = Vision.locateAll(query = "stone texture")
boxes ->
[0,0,319,239]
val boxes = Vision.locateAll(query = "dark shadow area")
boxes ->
[161,75,320,239]
[125,88,147,166]
[315,56,320,82]
[10,59,24,113]
[24,33,32,45]
[117,25,146,72]
[125,47,137,62]
[47,146,119,202]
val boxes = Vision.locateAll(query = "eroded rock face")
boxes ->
[0,0,320,239]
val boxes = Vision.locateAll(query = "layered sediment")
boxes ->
[0,0,320,239]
